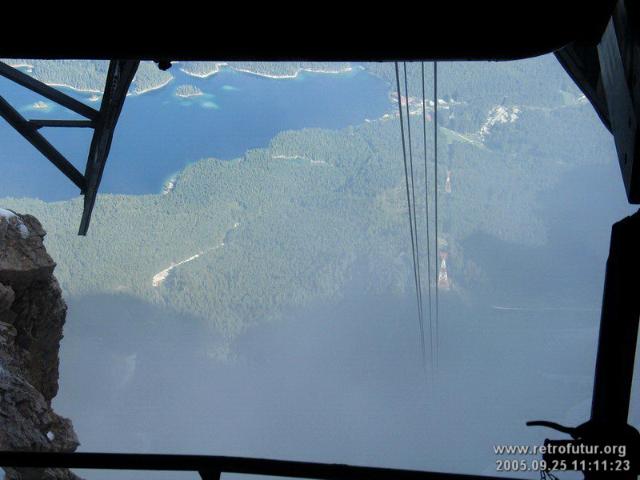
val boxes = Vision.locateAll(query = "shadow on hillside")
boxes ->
[51,285,603,479]
[462,160,635,311]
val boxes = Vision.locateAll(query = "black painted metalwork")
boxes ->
[555,44,611,132]
[0,59,138,235]
[0,2,617,62]
[79,59,139,235]
[527,209,640,479]
[0,451,520,480]
[28,119,94,129]
[555,0,640,204]
[597,9,640,204]
[0,94,87,190]
[0,61,98,120]
[590,210,640,429]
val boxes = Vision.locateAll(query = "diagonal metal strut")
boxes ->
[79,59,139,235]
[0,59,138,235]
[0,94,87,190]
[0,61,99,120]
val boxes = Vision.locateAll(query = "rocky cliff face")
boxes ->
[0,210,80,480]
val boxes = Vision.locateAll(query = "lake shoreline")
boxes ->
[0,65,391,201]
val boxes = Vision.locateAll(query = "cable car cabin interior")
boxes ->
[0,2,639,480]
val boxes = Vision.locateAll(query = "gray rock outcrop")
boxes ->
[0,210,80,480]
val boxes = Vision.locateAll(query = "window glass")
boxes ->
[0,57,637,479]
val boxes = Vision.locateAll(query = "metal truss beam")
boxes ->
[79,59,139,235]
[0,451,521,480]
[0,94,87,190]
[0,61,98,120]
[29,119,94,129]
[0,60,138,235]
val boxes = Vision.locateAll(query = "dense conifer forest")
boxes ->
[0,57,611,352]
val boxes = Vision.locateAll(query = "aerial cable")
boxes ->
[433,61,439,369]
[394,62,426,371]
[402,62,427,369]
[420,62,434,369]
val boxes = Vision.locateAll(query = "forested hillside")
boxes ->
[363,56,581,112]
[1,59,353,94]
[2,56,578,108]
[2,59,173,95]
[179,62,353,78]
[0,66,611,354]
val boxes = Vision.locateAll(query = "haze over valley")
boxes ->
[0,58,638,479]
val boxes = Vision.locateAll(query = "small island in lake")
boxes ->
[32,101,49,110]
[175,84,204,98]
